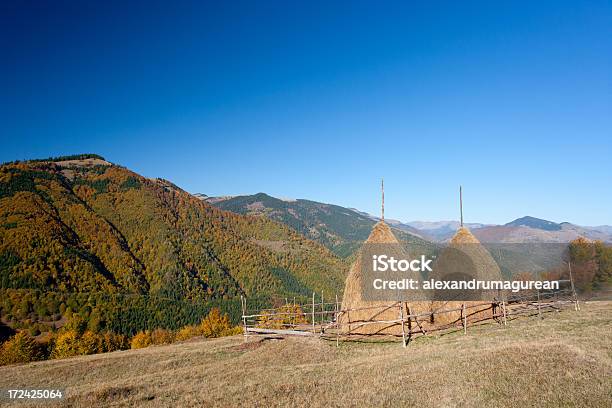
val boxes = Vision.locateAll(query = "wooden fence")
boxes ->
[240,283,580,348]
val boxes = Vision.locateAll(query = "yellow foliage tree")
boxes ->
[175,325,200,341]
[0,332,44,366]
[50,330,82,359]
[130,330,152,349]
[79,330,104,354]
[199,308,239,338]
[101,332,129,352]
[150,328,174,345]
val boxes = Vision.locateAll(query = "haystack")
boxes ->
[429,226,503,326]
[340,221,429,335]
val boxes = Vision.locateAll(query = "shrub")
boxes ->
[101,332,129,352]
[200,308,232,338]
[50,330,81,359]
[49,329,127,358]
[79,331,104,355]
[150,328,174,345]
[130,330,152,349]
[224,326,243,336]
[0,332,44,366]
[175,325,200,341]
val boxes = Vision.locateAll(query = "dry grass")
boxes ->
[1,302,610,407]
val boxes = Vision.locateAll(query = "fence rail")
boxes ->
[240,286,580,347]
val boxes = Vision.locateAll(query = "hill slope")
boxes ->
[0,301,608,407]
[0,156,347,333]
[206,193,429,257]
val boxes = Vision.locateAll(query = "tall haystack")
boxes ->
[429,226,503,326]
[429,187,503,326]
[340,221,429,335]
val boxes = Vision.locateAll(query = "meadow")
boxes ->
[0,300,609,407]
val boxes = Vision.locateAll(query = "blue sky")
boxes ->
[1,1,611,225]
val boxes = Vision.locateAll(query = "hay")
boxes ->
[430,227,503,326]
[340,222,429,335]
[339,221,505,333]
[450,226,481,244]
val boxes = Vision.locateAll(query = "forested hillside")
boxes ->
[209,192,429,258]
[0,156,347,335]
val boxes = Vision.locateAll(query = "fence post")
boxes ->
[312,292,316,334]
[399,302,407,348]
[321,291,324,333]
[335,293,339,347]
[568,261,580,312]
[502,300,507,326]
[241,295,248,342]
[462,303,467,334]
[536,288,542,319]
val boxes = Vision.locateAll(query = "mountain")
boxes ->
[403,217,612,243]
[473,218,612,243]
[204,193,429,257]
[590,225,612,235]
[505,216,562,231]
[207,193,612,246]
[0,155,347,334]
[345,209,426,238]
[405,221,489,242]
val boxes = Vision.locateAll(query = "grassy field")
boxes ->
[1,301,610,407]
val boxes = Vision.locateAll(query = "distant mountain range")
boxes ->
[472,220,612,244]
[202,193,612,245]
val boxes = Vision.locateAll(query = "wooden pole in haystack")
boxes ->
[568,262,580,311]
[459,185,463,227]
[312,292,316,333]
[381,178,385,221]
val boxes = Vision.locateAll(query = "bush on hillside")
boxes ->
[50,330,82,358]
[130,330,152,349]
[50,328,128,359]
[150,328,174,345]
[200,308,233,338]
[0,332,45,366]
[175,325,200,341]
[101,332,129,352]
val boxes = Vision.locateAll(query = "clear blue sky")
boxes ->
[1,1,611,225]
